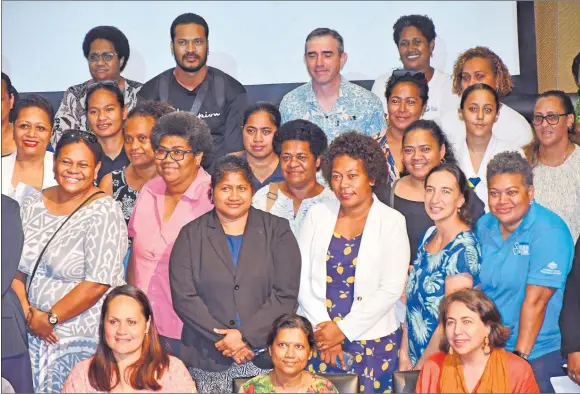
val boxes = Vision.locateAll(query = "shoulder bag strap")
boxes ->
[190,79,210,115]
[26,191,105,296]
[158,70,172,103]
[389,178,400,208]
[265,182,279,213]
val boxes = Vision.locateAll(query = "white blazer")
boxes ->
[296,196,410,341]
[1,151,57,205]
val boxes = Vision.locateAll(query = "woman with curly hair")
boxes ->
[440,46,533,149]
[297,131,410,393]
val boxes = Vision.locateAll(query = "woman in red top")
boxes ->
[416,289,539,393]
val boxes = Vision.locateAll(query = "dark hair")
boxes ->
[305,28,344,55]
[322,131,389,188]
[385,69,429,105]
[150,112,213,159]
[439,289,511,353]
[393,14,436,45]
[572,52,580,81]
[10,94,55,127]
[127,100,175,122]
[425,163,473,228]
[1,72,18,101]
[402,119,457,167]
[273,119,328,159]
[459,83,500,111]
[55,129,104,164]
[171,13,209,41]
[82,26,131,72]
[88,285,169,392]
[85,81,125,110]
[266,314,315,350]
[242,102,281,130]
[487,151,534,188]
[524,90,575,167]
[452,46,513,97]
[210,154,254,192]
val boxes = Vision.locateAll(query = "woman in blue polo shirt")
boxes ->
[476,151,574,393]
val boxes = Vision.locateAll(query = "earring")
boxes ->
[482,336,491,355]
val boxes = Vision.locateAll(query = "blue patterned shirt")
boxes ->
[279,76,387,141]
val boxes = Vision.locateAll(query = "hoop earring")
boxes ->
[482,336,491,355]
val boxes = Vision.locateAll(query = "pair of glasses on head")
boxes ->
[532,113,571,126]
[61,130,98,144]
[392,69,426,80]
[154,148,195,161]
[88,52,117,63]
[87,79,119,90]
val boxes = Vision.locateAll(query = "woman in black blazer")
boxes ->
[169,155,301,393]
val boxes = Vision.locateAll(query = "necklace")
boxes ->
[272,371,306,393]
[539,142,574,167]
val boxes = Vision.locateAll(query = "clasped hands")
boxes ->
[27,307,59,344]
[214,328,255,365]
[314,321,347,369]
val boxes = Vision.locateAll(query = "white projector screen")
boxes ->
[1,1,520,93]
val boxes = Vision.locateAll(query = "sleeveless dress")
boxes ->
[307,232,401,393]
[111,167,139,228]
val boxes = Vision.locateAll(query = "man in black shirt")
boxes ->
[138,13,247,167]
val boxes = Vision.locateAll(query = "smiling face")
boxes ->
[269,327,312,377]
[488,172,533,230]
[88,39,122,82]
[13,107,52,157]
[213,171,253,221]
[397,26,434,72]
[387,81,426,133]
[87,89,127,139]
[172,24,208,73]
[330,154,374,209]
[279,140,320,188]
[445,301,491,357]
[243,111,277,159]
[54,141,101,194]
[533,96,574,149]
[155,135,202,186]
[104,295,150,360]
[425,170,465,223]
[304,35,347,87]
[459,89,499,139]
[402,129,446,181]
[124,116,156,167]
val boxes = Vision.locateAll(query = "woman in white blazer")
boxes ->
[297,132,410,393]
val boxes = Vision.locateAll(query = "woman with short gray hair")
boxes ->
[477,151,574,393]
[127,111,214,357]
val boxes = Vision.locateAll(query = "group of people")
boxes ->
[1,10,580,394]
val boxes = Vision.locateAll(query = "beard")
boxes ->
[174,49,208,73]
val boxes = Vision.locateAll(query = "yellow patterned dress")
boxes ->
[307,232,402,393]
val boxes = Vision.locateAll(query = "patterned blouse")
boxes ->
[373,129,400,184]
[405,227,481,366]
[51,78,142,147]
[241,373,338,393]
[111,167,139,227]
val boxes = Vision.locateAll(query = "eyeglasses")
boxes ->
[532,113,570,126]
[88,52,117,63]
[60,130,98,144]
[392,69,426,80]
[154,148,195,161]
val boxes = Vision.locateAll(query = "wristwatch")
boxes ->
[47,311,59,326]
[512,350,529,360]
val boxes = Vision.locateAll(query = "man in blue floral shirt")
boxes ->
[279,28,386,142]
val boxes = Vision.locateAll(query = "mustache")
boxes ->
[183,52,200,59]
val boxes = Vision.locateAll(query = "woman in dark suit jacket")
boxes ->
[169,155,301,393]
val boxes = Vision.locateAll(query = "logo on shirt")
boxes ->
[540,261,562,276]
[512,242,530,256]
[198,112,221,119]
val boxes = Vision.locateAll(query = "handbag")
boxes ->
[26,191,105,297]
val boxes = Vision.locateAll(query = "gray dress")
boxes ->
[18,190,127,393]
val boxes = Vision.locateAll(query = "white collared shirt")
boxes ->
[1,151,57,205]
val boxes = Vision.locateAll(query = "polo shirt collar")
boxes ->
[487,200,538,244]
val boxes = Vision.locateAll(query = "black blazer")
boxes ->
[560,237,580,356]
[1,195,28,359]
[169,207,301,372]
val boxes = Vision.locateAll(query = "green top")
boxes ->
[240,372,339,393]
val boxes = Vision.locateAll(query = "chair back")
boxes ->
[233,373,360,393]
[392,370,420,393]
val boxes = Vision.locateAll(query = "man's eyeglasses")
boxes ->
[88,52,117,63]
[154,148,195,161]
[61,130,98,144]
[532,113,570,126]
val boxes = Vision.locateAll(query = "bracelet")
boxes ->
[512,350,530,361]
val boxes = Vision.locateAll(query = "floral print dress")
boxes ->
[241,373,338,393]
[308,232,402,393]
[405,227,482,365]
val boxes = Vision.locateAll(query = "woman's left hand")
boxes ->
[214,328,246,356]
[314,321,346,350]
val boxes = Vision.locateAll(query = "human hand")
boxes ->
[28,307,59,344]
[314,321,346,350]
[568,351,580,385]
[214,328,246,357]
[398,351,413,371]
[320,343,346,369]
[231,346,255,365]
